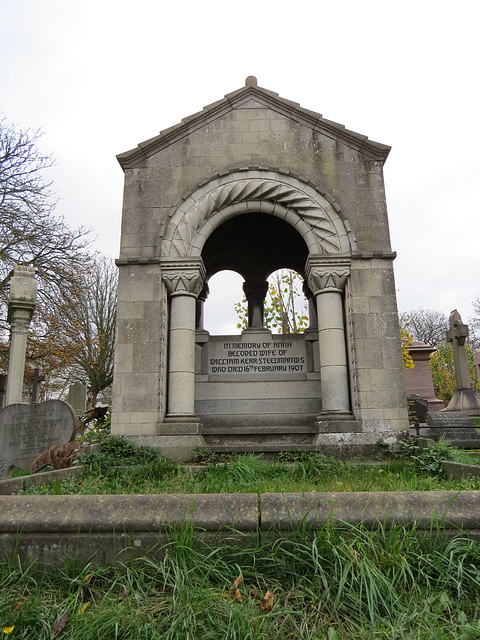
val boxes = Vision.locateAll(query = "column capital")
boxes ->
[305,256,351,295]
[161,258,206,297]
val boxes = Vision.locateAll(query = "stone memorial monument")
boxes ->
[445,309,480,414]
[111,77,408,458]
[0,400,77,474]
[404,341,444,411]
[5,266,37,406]
[68,382,87,416]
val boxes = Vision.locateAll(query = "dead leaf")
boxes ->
[79,602,90,614]
[53,612,69,638]
[233,573,242,589]
[83,573,92,583]
[234,588,243,603]
[260,589,274,612]
[118,585,128,603]
[13,599,25,614]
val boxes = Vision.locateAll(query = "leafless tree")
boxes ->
[0,116,91,328]
[400,308,449,347]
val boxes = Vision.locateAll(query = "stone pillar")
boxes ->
[243,280,269,330]
[196,282,209,331]
[161,258,206,420]
[5,267,37,406]
[306,257,352,419]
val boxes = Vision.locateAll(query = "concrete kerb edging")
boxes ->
[2,490,480,567]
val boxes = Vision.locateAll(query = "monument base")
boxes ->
[125,433,206,461]
[445,389,480,416]
[313,430,402,460]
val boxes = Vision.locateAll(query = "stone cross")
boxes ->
[5,267,37,405]
[446,309,472,391]
[28,368,45,403]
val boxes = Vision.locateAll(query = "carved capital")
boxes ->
[305,257,351,294]
[161,258,206,297]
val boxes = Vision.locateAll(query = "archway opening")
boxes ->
[203,270,244,335]
[201,212,310,333]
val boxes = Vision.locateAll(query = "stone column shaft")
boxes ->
[161,259,206,420]
[5,267,37,406]
[306,257,351,419]
[168,292,197,416]
[315,290,350,414]
[243,280,268,329]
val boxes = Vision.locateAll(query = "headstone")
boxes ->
[0,400,77,471]
[68,383,87,416]
[425,411,480,448]
[0,452,13,479]
[407,396,428,425]
[444,310,480,414]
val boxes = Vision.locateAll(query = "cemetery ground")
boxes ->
[4,440,480,637]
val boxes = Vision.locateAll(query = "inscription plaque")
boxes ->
[0,400,77,471]
[203,334,309,380]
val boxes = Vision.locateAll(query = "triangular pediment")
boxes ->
[117,77,391,169]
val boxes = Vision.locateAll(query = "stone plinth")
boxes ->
[404,341,444,411]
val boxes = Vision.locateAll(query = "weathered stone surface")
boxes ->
[2,491,480,566]
[261,491,480,531]
[425,411,480,446]
[0,400,77,471]
[111,79,408,455]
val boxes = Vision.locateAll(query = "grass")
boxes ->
[2,522,480,638]
[15,442,480,496]
[5,438,480,637]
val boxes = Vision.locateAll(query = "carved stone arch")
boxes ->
[160,168,357,259]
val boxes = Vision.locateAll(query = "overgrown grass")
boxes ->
[15,440,480,496]
[2,522,480,638]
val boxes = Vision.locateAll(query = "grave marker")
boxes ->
[0,400,77,471]
[425,411,480,448]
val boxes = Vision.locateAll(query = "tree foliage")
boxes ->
[399,321,414,369]
[234,269,309,334]
[0,115,91,327]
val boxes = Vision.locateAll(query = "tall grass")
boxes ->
[18,450,480,496]
[2,522,480,638]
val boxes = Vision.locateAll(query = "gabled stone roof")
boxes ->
[117,76,391,169]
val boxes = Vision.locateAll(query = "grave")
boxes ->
[445,309,480,414]
[407,396,428,435]
[111,77,409,459]
[0,400,77,475]
[68,382,87,416]
[425,411,480,448]
[404,341,444,411]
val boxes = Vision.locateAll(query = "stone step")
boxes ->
[202,425,316,435]
[198,443,317,454]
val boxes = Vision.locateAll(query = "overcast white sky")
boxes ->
[1,0,479,334]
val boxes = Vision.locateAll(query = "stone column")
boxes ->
[306,257,352,419]
[243,280,269,330]
[195,282,209,331]
[5,267,37,406]
[161,258,206,420]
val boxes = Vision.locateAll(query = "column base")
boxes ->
[125,431,206,461]
[164,415,202,424]
[313,430,402,460]
[315,419,363,435]
[316,411,355,421]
